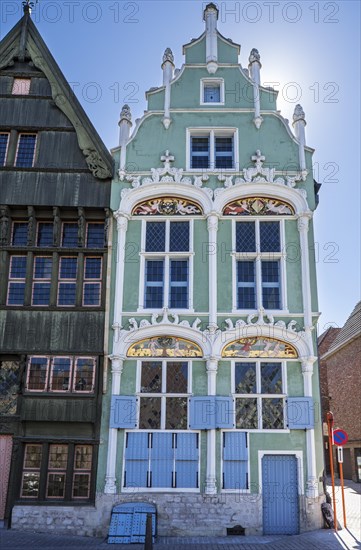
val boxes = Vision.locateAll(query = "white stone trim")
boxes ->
[200,78,225,105]
[215,184,309,215]
[258,450,304,496]
[104,355,124,494]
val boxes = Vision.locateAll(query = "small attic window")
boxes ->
[12,78,31,95]
[201,79,224,105]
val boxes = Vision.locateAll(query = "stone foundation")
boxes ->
[11,493,324,538]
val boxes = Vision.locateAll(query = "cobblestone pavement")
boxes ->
[0,478,359,550]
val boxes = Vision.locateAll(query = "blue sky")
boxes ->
[1,0,360,331]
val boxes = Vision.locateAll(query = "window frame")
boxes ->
[12,78,31,95]
[7,254,27,305]
[231,218,288,313]
[57,256,78,307]
[0,132,10,166]
[138,219,194,313]
[186,127,238,171]
[230,359,288,432]
[136,359,192,431]
[200,78,224,105]
[14,133,37,168]
[31,255,53,306]
[82,256,102,307]
[20,442,95,502]
[25,355,96,394]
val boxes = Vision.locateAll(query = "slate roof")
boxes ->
[320,301,361,358]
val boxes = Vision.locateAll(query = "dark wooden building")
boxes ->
[0,6,113,528]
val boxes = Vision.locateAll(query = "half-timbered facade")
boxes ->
[0,6,112,531]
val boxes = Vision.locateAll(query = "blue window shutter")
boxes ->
[110,396,137,428]
[223,432,248,460]
[223,460,248,490]
[124,433,149,488]
[175,433,198,460]
[216,397,235,428]
[175,433,199,488]
[189,396,216,429]
[151,433,173,488]
[223,432,248,490]
[287,397,314,429]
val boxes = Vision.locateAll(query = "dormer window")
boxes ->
[12,78,31,95]
[201,79,224,105]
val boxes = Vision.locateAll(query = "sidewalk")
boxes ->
[0,478,359,550]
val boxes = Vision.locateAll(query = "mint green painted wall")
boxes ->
[217,361,231,395]
[287,361,303,397]
[285,219,303,313]
[120,360,137,395]
[124,111,299,174]
[308,221,319,313]
[192,360,208,395]
[217,219,232,311]
[123,220,141,312]
[147,88,165,111]
[249,431,307,489]
[184,36,206,64]
[217,37,240,64]
[194,220,209,311]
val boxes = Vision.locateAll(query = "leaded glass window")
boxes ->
[190,130,236,169]
[12,222,28,246]
[143,221,191,309]
[21,443,94,501]
[138,361,189,430]
[7,255,27,305]
[26,356,96,394]
[58,257,77,306]
[62,223,78,247]
[0,133,9,166]
[15,134,37,167]
[32,256,52,305]
[83,257,102,306]
[37,222,53,247]
[235,220,283,310]
[234,361,285,430]
[86,223,105,248]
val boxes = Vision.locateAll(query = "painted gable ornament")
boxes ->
[222,337,297,358]
[223,197,294,216]
[127,336,202,358]
[132,197,202,216]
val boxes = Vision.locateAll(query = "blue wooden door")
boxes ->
[262,455,299,535]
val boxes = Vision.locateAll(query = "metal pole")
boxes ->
[144,513,153,550]
[327,412,337,531]
[339,461,347,528]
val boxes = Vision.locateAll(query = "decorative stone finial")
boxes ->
[162,48,174,67]
[293,104,306,124]
[249,48,261,64]
[22,0,36,14]
[119,104,132,125]
[203,2,219,20]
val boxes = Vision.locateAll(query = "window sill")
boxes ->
[136,308,195,315]
[230,308,290,316]
[122,487,199,493]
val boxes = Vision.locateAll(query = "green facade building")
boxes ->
[96,3,324,538]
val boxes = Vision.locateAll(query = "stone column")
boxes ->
[293,104,307,178]
[302,356,318,498]
[205,357,218,494]
[203,3,219,73]
[248,48,263,129]
[113,213,129,337]
[118,104,132,175]
[162,48,174,129]
[297,213,313,350]
[104,355,124,494]
[207,213,219,330]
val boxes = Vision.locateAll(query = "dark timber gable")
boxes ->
[0,11,112,523]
